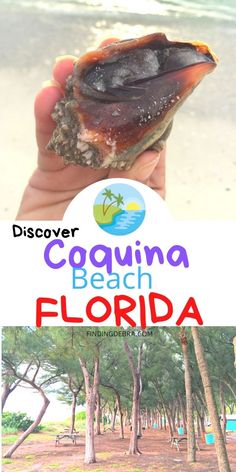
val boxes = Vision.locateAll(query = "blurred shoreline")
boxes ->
[0,2,236,219]
[2,0,236,22]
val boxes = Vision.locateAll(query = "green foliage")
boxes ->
[129,469,144,472]
[2,411,42,433]
[41,421,65,433]
[69,469,85,472]
[75,411,86,421]
[1,426,18,434]
[2,434,19,445]
[2,458,13,464]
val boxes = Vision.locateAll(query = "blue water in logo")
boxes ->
[94,183,146,235]
[100,209,145,235]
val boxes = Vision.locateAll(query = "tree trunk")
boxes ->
[220,381,227,443]
[193,391,206,438]
[85,388,96,463]
[198,405,206,435]
[163,411,167,430]
[233,337,236,368]
[124,411,128,427]
[165,409,173,438]
[191,327,232,472]
[69,391,77,434]
[147,409,151,429]
[79,356,99,464]
[95,392,101,436]
[157,391,173,439]
[116,391,124,439]
[124,341,143,455]
[129,373,141,453]
[138,412,142,438]
[171,402,178,432]
[200,415,206,434]
[170,410,177,433]
[1,383,11,412]
[150,410,154,428]
[176,405,180,428]
[68,379,83,434]
[178,393,187,434]
[197,413,201,438]
[3,389,50,458]
[180,330,196,463]
[111,403,118,432]
[144,408,148,429]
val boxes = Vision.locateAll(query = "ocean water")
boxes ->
[1,0,236,22]
[100,210,145,235]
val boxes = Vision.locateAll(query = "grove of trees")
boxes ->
[2,327,236,472]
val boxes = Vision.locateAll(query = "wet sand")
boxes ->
[0,5,236,219]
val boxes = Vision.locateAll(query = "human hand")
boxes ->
[16,39,166,220]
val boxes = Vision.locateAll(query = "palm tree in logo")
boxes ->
[115,193,124,208]
[102,188,124,216]
[102,188,114,215]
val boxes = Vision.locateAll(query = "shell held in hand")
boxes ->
[47,33,218,170]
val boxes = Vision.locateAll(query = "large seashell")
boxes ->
[47,33,218,169]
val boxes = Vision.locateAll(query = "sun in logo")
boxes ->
[126,201,141,211]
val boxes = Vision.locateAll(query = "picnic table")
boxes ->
[169,436,201,452]
[55,430,79,446]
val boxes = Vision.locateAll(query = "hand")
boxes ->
[16,40,166,220]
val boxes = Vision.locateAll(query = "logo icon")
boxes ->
[93,183,146,235]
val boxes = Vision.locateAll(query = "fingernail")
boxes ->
[143,152,160,167]
[55,55,77,63]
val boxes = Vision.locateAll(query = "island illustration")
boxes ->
[93,183,146,235]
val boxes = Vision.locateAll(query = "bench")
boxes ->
[55,431,79,446]
[170,436,201,452]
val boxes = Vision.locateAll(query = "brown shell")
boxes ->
[47,33,217,169]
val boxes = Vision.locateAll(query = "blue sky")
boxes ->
[94,183,145,211]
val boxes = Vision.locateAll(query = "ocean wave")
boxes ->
[1,0,236,21]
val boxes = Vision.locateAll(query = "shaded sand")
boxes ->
[0,5,236,219]
[2,429,236,471]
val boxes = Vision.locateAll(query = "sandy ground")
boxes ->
[0,5,236,220]
[2,429,236,472]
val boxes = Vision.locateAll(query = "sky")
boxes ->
[5,387,78,422]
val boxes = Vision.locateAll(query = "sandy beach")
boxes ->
[0,2,236,219]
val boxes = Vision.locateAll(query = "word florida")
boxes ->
[36,293,203,328]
